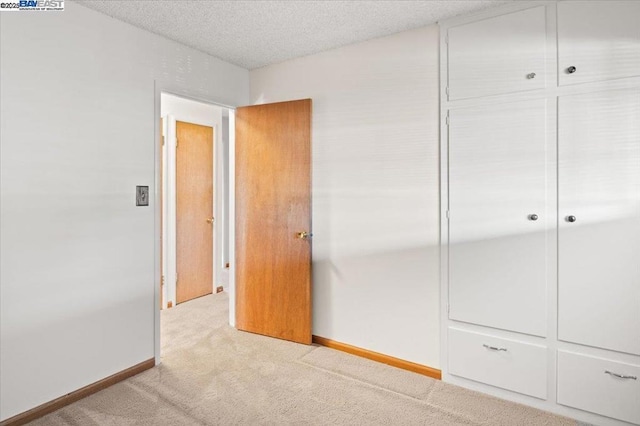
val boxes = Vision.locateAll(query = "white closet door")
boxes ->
[447,6,547,101]
[558,89,640,355]
[558,1,640,86]
[448,99,548,337]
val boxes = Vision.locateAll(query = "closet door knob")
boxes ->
[566,215,577,223]
[527,72,536,79]
[528,214,539,221]
[567,66,577,74]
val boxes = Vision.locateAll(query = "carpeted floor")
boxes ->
[31,293,578,425]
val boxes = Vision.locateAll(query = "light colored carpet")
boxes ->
[30,293,578,425]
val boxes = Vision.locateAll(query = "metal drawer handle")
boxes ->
[483,344,507,352]
[605,370,637,380]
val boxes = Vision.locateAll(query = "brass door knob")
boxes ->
[206,217,215,224]
[296,231,312,240]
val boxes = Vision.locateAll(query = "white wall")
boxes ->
[250,26,441,367]
[0,2,248,420]
[160,93,228,309]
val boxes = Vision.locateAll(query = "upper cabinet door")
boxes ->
[558,1,640,86]
[447,6,547,101]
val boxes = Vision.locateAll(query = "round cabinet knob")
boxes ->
[566,215,577,223]
[527,72,536,79]
[528,214,539,221]
[567,66,577,74]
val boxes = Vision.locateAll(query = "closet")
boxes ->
[440,2,640,425]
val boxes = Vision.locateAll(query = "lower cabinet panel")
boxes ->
[557,351,640,424]
[448,328,547,399]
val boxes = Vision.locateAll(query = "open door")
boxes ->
[235,99,312,344]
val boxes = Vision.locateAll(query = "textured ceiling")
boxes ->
[77,0,510,70]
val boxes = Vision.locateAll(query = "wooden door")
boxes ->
[235,99,312,344]
[558,89,640,355]
[448,99,549,337]
[176,121,214,304]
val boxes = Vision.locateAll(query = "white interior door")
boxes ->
[558,1,640,86]
[447,5,547,100]
[448,99,549,337]
[558,89,640,355]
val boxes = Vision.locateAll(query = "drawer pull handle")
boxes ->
[483,344,507,352]
[605,370,637,380]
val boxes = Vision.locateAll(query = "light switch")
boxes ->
[136,186,149,206]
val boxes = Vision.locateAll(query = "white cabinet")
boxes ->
[447,6,547,100]
[442,2,640,425]
[449,328,548,399]
[558,351,640,425]
[558,1,640,86]
[558,89,640,356]
[448,99,548,337]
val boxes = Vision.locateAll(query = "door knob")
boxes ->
[206,217,215,224]
[528,214,539,221]
[296,231,312,240]
[527,72,536,79]
[567,66,577,74]
[566,215,577,223]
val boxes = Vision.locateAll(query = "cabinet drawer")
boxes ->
[448,328,547,399]
[558,351,640,424]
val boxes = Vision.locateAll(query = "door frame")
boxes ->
[153,84,237,364]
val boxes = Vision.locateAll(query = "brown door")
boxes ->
[176,121,214,304]
[235,99,312,344]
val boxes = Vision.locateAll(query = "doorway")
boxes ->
[159,93,233,352]
[155,93,312,362]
